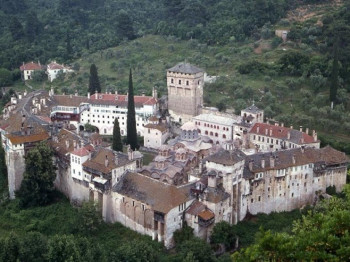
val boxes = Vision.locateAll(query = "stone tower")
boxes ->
[167,63,204,123]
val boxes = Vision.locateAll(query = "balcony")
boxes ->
[198,217,215,227]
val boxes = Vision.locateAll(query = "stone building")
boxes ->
[111,171,194,248]
[0,113,49,198]
[239,146,348,219]
[167,63,204,123]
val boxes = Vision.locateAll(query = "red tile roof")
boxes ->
[71,147,90,157]
[47,62,65,70]
[89,93,157,107]
[250,123,316,144]
[20,62,42,71]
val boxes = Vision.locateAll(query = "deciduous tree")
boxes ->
[17,142,57,207]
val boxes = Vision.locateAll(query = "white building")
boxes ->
[249,122,320,152]
[193,113,241,145]
[143,116,169,149]
[20,62,42,81]
[46,61,74,82]
[80,92,157,136]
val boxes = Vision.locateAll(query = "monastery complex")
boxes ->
[0,62,348,248]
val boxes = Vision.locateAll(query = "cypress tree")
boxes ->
[126,68,139,150]
[330,37,339,105]
[88,64,101,94]
[112,118,123,152]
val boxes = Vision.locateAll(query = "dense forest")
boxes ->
[0,0,332,69]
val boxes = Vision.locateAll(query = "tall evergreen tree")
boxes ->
[126,69,139,150]
[17,142,57,207]
[88,64,101,94]
[330,37,339,105]
[112,118,123,152]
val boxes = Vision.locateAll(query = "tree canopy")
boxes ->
[126,68,139,150]
[112,119,123,152]
[88,64,101,94]
[16,142,57,207]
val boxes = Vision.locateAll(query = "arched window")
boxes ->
[205,131,208,135]
[215,133,218,137]
[223,134,226,138]
[210,132,213,136]
[171,78,174,84]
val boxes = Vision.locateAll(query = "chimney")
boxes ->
[115,154,119,166]
[261,158,265,169]
[265,128,268,135]
[115,90,118,95]
[269,129,272,136]
[152,87,158,99]
[290,125,293,130]
[105,155,109,167]
[66,140,69,149]
[95,92,98,99]
[257,126,260,133]
[73,140,77,149]
[287,132,291,140]
[292,154,296,164]
[128,145,134,160]
[249,160,254,171]
[199,161,203,173]
[275,123,279,126]
[281,123,284,127]
[70,94,72,99]
[306,128,309,135]
[313,131,317,142]
[21,127,25,136]
[301,146,305,153]
[299,126,303,132]
[75,90,78,96]
[208,172,217,188]
[87,92,90,99]
[270,155,275,168]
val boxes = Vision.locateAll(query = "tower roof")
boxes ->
[168,63,203,74]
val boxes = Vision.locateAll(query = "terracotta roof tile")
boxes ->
[198,209,215,220]
[250,123,317,144]
[20,62,42,71]
[6,132,49,145]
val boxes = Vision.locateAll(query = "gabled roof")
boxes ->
[167,63,204,74]
[205,149,246,166]
[113,172,193,213]
[20,62,42,71]
[71,146,91,157]
[244,146,349,177]
[250,123,317,144]
[242,104,263,113]
[82,148,132,174]
[89,93,157,107]
[47,62,65,70]
[6,132,49,145]
[53,95,89,107]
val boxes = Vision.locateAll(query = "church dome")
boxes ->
[181,121,197,131]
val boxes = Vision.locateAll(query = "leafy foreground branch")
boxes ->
[232,185,350,261]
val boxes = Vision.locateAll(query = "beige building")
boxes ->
[167,63,204,123]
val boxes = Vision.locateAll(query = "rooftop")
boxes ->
[250,123,317,144]
[167,63,204,74]
[193,113,240,126]
[242,104,263,113]
[205,149,246,166]
[113,171,193,213]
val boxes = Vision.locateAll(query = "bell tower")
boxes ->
[167,63,204,123]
